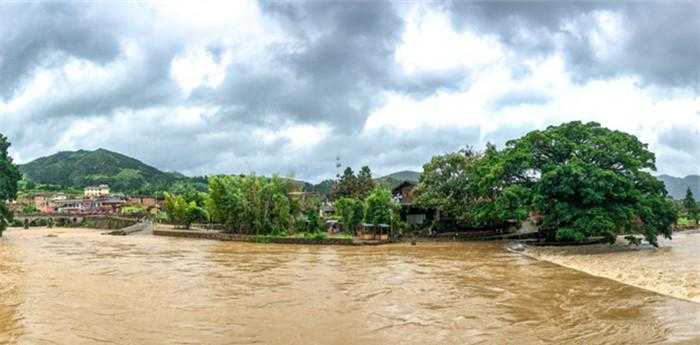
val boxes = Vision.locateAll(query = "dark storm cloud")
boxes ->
[1,1,698,180]
[193,1,470,131]
[31,43,184,122]
[0,2,127,98]
[445,1,700,88]
[210,1,405,130]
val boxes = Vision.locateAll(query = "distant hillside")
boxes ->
[307,179,334,197]
[657,175,700,200]
[19,148,177,193]
[375,170,421,189]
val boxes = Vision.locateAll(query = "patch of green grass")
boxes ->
[309,232,327,240]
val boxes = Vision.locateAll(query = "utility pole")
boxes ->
[335,156,341,180]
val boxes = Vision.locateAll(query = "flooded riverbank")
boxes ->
[525,230,700,303]
[1,227,699,344]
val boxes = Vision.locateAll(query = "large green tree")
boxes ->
[0,134,21,235]
[498,121,676,245]
[163,192,208,229]
[683,187,699,223]
[332,167,357,200]
[414,146,528,228]
[205,175,295,235]
[363,187,395,225]
[335,197,364,233]
[414,148,480,223]
[356,166,375,199]
[415,121,676,246]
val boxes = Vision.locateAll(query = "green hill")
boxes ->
[657,174,700,200]
[19,148,177,193]
[375,170,420,189]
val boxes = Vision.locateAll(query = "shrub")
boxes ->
[555,228,585,243]
[164,192,209,229]
[364,187,395,225]
[335,197,364,233]
[310,232,327,240]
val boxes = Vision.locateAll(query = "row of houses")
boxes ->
[10,185,163,215]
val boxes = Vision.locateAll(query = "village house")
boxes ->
[319,201,335,218]
[84,184,110,198]
[126,195,162,211]
[391,181,436,227]
[33,195,57,213]
[55,195,127,214]
[51,193,68,202]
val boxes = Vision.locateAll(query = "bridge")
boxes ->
[13,213,143,228]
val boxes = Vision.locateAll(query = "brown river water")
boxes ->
[1,228,699,345]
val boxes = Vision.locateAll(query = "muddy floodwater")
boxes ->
[1,228,699,345]
[526,231,700,303]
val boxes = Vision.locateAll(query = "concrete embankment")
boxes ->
[81,216,139,230]
[153,228,392,245]
[106,221,153,236]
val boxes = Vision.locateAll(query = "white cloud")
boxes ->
[171,48,231,94]
[395,7,504,73]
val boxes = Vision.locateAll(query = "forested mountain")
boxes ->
[19,148,180,193]
[374,170,420,189]
[657,175,700,200]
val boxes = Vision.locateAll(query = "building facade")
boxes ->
[84,185,110,198]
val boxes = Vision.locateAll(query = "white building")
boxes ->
[84,184,110,198]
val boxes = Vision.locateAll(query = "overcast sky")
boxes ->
[0,1,698,182]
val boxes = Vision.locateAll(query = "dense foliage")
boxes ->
[416,121,677,246]
[335,197,364,232]
[414,145,528,228]
[205,175,296,235]
[0,134,21,235]
[414,149,481,224]
[506,121,676,245]
[163,192,208,229]
[683,187,699,223]
[331,166,375,200]
[363,187,395,225]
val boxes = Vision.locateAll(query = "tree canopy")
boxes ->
[0,134,21,234]
[335,197,364,232]
[163,192,208,229]
[683,187,698,222]
[414,145,529,228]
[205,175,296,235]
[332,166,375,200]
[363,187,394,225]
[504,121,675,245]
[415,121,677,246]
